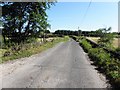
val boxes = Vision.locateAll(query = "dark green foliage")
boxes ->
[54,30,81,36]
[54,29,119,38]
[1,2,54,44]
[115,48,120,54]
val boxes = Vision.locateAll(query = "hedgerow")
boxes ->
[79,38,120,88]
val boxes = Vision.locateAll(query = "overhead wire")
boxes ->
[80,0,92,25]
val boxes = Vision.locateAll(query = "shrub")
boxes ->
[115,48,120,54]
[88,48,111,69]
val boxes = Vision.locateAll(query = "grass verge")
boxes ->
[78,37,120,88]
[1,36,69,63]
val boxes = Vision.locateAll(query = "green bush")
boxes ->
[115,48,120,54]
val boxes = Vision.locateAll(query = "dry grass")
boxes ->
[86,37,100,43]
[113,38,119,48]
[1,36,69,63]
[86,37,119,48]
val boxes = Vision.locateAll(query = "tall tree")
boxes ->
[1,1,54,43]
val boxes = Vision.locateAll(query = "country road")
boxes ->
[0,39,108,88]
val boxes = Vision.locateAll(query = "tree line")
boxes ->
[53,29,120,37]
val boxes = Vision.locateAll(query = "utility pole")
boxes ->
[78,27,79,36]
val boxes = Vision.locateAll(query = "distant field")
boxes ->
[86,37,119,48]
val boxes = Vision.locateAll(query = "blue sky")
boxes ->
[46,2,118,32]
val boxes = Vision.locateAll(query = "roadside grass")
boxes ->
[1,36,69,63]
[78,37,120,88]
[0,49,7,62]
[86,37,119,48]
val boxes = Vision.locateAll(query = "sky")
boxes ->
[46,1,119,32]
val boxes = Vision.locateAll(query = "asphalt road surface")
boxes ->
[0,39,108,88]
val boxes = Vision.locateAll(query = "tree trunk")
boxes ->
[2,34,6,44]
